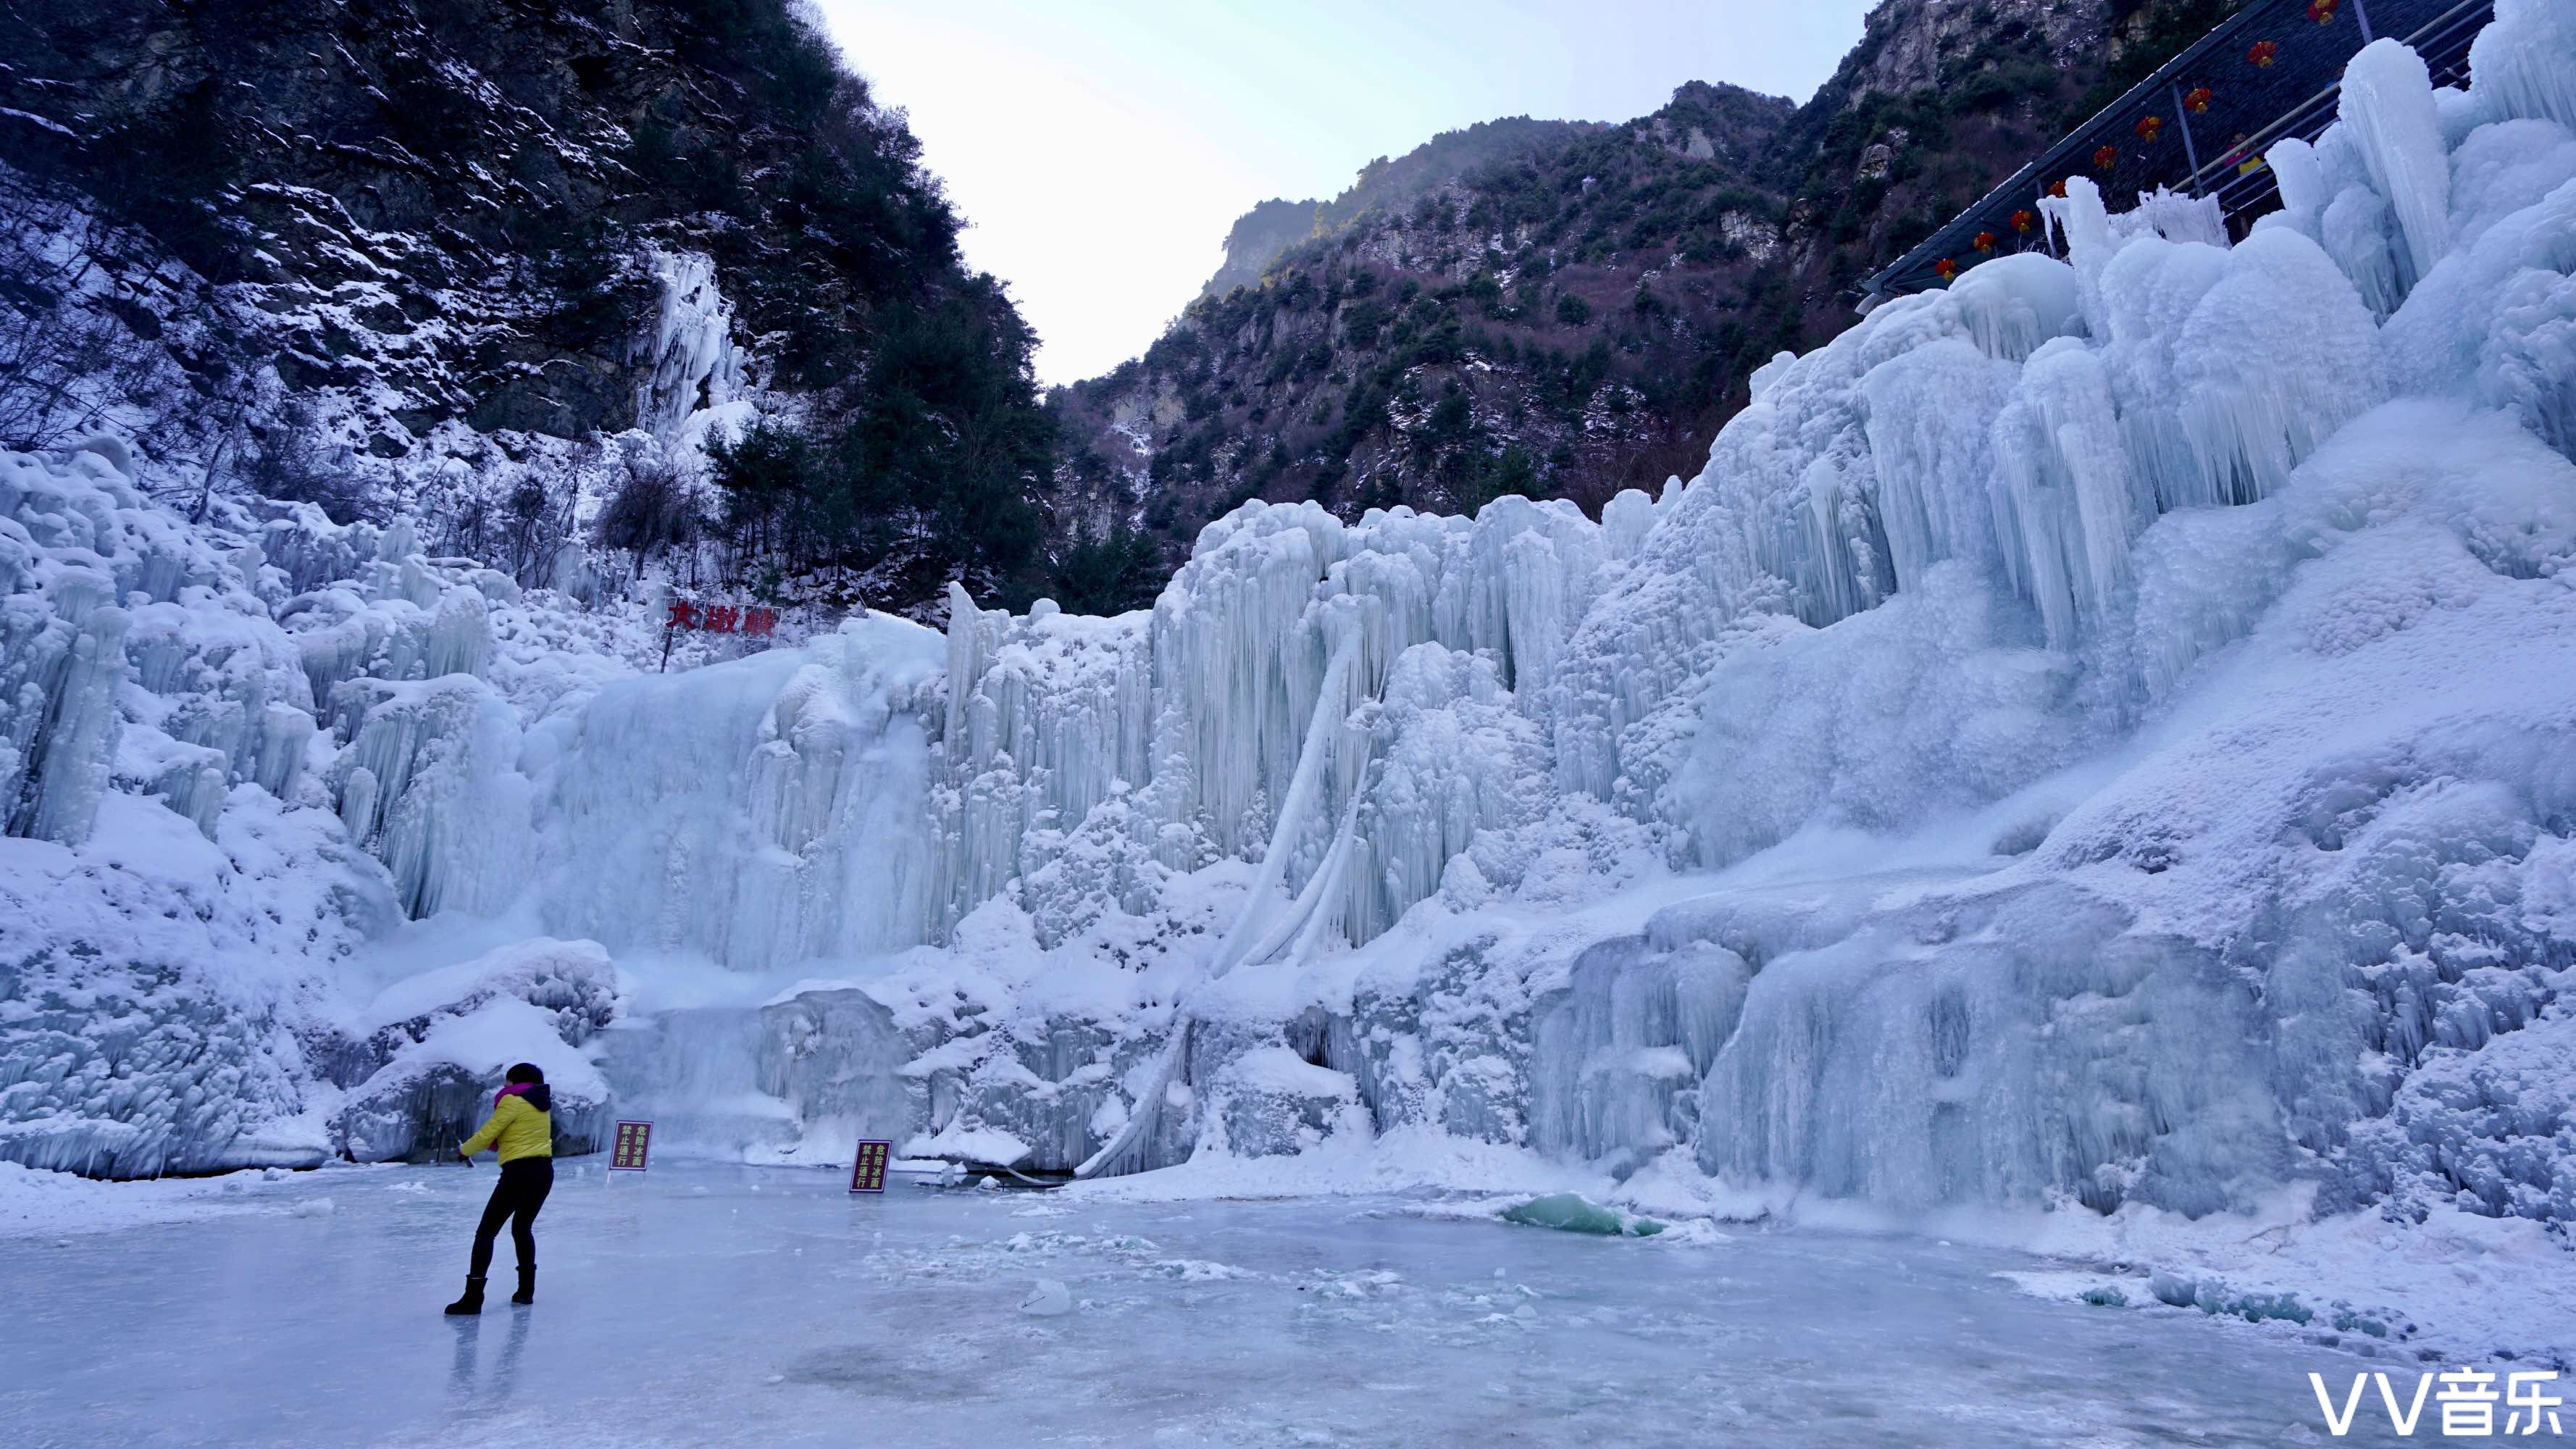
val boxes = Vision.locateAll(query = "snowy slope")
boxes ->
[2,10,2572,1353]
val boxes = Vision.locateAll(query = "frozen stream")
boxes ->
[0,1161,2429,1447]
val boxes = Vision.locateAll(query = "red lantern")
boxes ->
[2184,86,2214,114]
[2047,179,2068,199]
[2094,144,2120,171]
[1933,257,1959,281]
[2249,39,2279,67]
[1973,231,1996,253]
[2309,0,2337,22]
[2136,114,2165,143]
[2010,209,2036,233]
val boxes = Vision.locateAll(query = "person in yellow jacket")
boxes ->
[445,1062,554,1316]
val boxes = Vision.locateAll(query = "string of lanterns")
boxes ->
[1925,0,2341,287]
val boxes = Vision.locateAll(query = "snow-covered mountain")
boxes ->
[1045,0,2226,575]
[4,1,2573,1351]
[0,0,1057,617]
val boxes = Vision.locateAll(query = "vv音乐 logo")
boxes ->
[2310,1369,2564,1437]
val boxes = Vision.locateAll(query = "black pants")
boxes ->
[468,1158,553,1278]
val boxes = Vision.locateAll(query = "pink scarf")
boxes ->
[493,1082,535,1108]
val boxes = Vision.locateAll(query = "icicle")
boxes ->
[376,517,418,567]
[17,596,127,846]
[158,759,228,839]
[253,703,314,800]
[1944,254,2086,363]
[2124,187,2229,249]
[337,678,531,917]
[422,586,490,680]
[2470,0,2576,130]
[2170,228,2388,507]
[1991,340,2147,647]
[2341,40,2452,292]
[2321,188,2406,317]
[1206,627,1365,973]
[2265,138,2329,238]
[2044,175,2118,337]
[1860,338,2019,590]
[1601,489,1657,561]
[1147,502,1339,864]
[1078,620,1378,1180]
[338,765,378,842]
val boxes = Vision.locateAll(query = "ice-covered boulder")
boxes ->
[1529,936,1747,1173]
[2339,1005,2576,1223]
[333,998,615,1163]
[0,793,393,1177]
[892,1009,1192,1176]
[1500,1193,1665,1237]
[332,939,619,1162]
[753,987,924,1164]
[1201,1047,1366,1158]
[359,938,619,1048]
[903,1123,1033,1170]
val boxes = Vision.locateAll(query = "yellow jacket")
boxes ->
[460,1092,553,1163]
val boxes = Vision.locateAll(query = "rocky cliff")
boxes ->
[0,0,1054,613]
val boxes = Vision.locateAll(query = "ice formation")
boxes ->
[3,14,2573,1261]
[632,249,750,463]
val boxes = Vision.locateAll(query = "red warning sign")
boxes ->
[848,1140,892,1194]
[610,1119,654,1171]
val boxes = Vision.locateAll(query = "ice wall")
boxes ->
[0,442,644,1174]
[1,445,373,1173]
[538,622,944,972]
[842,19,2576,1215]
[924,494,1618,957]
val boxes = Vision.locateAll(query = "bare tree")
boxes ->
[0,213,162,452]
[243,401,371,522]
[593,453,701,578]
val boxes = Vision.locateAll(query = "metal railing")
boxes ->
[1858,0,2493,304]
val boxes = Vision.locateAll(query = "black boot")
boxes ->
[511,1266,535,1306]
[444,1277,485,1316]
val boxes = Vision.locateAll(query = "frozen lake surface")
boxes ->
[5,1161,2420,1447]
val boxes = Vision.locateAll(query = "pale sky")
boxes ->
[811,1,1878,386]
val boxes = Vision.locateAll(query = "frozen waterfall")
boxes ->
[3,13,2573,1250]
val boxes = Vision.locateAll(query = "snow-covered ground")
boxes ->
[0,1161,2455,1448]
[0,1160,336,1237]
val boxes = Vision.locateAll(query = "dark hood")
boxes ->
[520,1083,552,1114]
